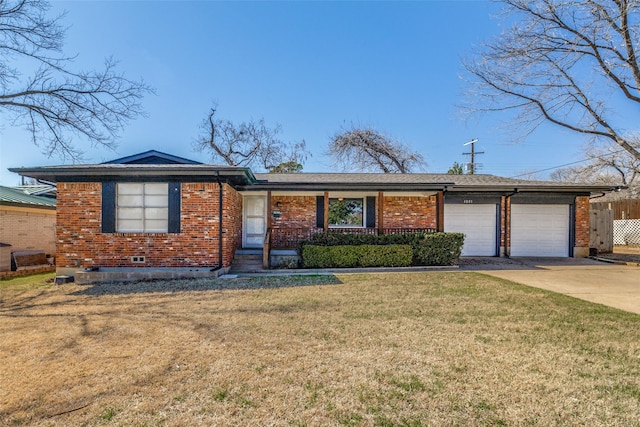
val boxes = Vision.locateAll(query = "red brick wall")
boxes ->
[271,195,316,228]
[223,185,243,263]
[56,182,242,269]
[501,196,511,254]
[382,196,437,229]
[575,196,590,249]
[269,195,437,230]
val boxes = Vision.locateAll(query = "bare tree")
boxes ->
[328,126,425,173]
[0,0,152,160]
[194,106,309,171]
[463,0,640,162]
[550,140,640,186]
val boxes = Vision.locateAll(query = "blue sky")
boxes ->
[0,0,597,185]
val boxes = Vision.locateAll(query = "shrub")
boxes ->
[412,232,464,266]
[302,244,413,268]
[300,232,465,266]
[303,232,428,247]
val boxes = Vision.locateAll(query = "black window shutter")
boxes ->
[366,196,376,228]
[168,182,181,233]
[101,181,116,233]
[316,196,324,228]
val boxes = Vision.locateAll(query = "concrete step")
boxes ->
[230,250,265,273]
[234,254,262,260]
[235,249,263,256]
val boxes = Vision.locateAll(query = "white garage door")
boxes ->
[511,204,569,257]
[444,204,497,256]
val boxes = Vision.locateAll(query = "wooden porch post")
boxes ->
[377,191,384,235]
[436,191,444,232]
[323,191,329,230]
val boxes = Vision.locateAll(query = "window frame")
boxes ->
[116,182,170,233]
[328,197,366,228]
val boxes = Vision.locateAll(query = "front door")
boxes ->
[243,196,266,248]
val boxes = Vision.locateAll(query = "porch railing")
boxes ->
[263,228,272,269]
[269,227,436,249]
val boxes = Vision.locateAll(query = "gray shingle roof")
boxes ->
[0,185,56,208]
[8,149,620,194]
[251,173,617,192]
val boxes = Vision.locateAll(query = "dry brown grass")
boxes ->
[1,271,639,426]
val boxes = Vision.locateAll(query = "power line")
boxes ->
[509,148,629,178]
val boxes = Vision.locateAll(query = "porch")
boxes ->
[239,190,443,269]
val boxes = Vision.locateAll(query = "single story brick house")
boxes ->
[10,150,616,277]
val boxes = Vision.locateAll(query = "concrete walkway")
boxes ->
[462,257,640,315]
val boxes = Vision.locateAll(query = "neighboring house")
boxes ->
[0,185,57,271]
[10,150,616,277]
[12,184,57,199]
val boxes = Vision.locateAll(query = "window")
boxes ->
[116,183,169,233]
[329,198,364,227]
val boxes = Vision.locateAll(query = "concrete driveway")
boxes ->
[461,257,640,315]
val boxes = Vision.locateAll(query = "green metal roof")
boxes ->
[0,185,56,208]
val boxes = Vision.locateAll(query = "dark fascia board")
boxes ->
[8,165,257,186]
[447,184,621,193]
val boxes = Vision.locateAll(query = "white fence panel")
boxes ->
[613,219,640,245]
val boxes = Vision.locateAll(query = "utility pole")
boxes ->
[463,138,484,174]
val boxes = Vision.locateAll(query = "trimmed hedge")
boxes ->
[302,244,413,268]
[413,232,464,266]
[302,231,430,247]
[300,232,464,267]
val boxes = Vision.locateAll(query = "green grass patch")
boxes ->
[0,272,55,290]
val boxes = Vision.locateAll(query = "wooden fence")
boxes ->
[589,207,613,253]
[590,199,640,249]
[591,199,640,220]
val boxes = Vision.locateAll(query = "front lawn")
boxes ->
[1,272,639,426]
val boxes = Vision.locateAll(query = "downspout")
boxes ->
[439,186,448,233]
[503,189,518,258]
[216,172,223,270]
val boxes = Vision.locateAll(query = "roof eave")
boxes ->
[8,166,257,185]
[448,185,620,193]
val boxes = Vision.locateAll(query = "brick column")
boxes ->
[436,191,444,232]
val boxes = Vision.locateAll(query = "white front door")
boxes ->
[243,196,266,248]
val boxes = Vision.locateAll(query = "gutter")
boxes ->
[590,185,626,200]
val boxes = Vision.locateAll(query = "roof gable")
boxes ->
[103,150,202,165]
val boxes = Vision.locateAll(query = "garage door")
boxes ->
[511,204,569,257]
[444,204,497,256]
